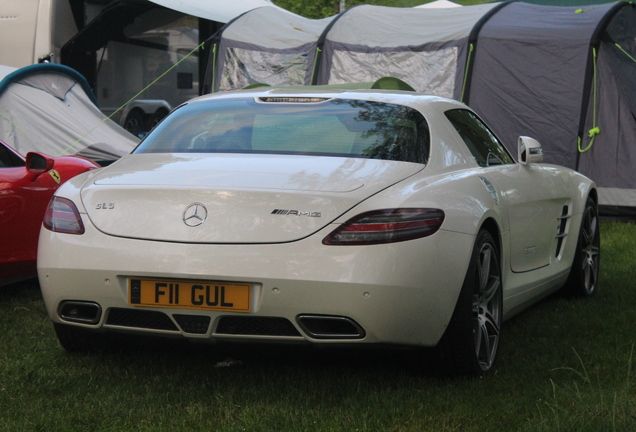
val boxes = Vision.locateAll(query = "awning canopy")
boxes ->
[147,0,285,23]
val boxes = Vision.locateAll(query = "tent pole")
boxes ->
[460,1,512,105]
[311,5,361,86]
[575,1,629,170]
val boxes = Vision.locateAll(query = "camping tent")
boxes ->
[466,1,636,214]
[202,4,504,96]
[311,4,502,98]
[0,63,138,161]
[202,7,334,93]
[204,2,636,214]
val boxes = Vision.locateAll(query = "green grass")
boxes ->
[1,220,635,431]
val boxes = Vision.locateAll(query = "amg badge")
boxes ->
[271,209,321,217]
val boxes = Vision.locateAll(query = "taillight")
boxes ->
[43,197,85,235]
[322,208,445,246]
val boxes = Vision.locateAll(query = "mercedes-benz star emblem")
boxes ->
[183,203,208,227]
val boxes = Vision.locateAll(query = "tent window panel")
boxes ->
[220,48,309,91]
[445,109,514,167]
[328,47,458,98]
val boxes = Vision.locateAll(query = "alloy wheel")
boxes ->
[580,205,600,295]
[472,243,502,372]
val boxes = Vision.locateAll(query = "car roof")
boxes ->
[187,86,468,114]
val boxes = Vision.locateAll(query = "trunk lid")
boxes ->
[81,153,423,243]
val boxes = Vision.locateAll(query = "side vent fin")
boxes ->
[555,205,570,257]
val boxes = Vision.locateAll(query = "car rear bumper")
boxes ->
[38,219,474,348]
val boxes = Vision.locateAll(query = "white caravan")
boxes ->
[0,0,77,67]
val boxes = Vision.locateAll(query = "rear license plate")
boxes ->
[129,278,250,312]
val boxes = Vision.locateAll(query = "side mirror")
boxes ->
[518,136,543,165]
[26,152,55,175]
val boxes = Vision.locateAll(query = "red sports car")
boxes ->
[0,140,100,286]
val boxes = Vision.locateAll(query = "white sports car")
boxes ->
[38,87,600,374]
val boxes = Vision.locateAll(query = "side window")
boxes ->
[0,143,25,168]
[445,109,514,167]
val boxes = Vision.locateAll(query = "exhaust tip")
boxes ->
[58,301,102,324]
[296,315,365,339]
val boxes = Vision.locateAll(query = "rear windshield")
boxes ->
[133,97,430,164]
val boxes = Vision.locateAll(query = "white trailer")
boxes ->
[1,1,272,135]
[0,0,77,67]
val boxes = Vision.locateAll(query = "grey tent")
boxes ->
[467,2,636,215]
[203,4,503,97]
[311,3,502,98]
[204,2,636,215]
[0,63,138,161]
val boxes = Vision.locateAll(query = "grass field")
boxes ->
[1,220,634,431]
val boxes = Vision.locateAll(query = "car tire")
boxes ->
[124,110,145,136]
[563,197,600,297]
[146,110,168,131]
[437,229,502,375]
[53,323,110,353]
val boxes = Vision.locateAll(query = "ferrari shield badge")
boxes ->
[49,170,61,184]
